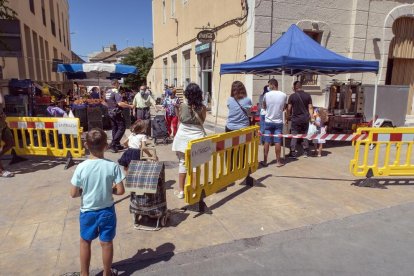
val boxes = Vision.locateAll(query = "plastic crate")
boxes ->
[73,108,88,130]
[35,96,51,104]
[87,107,103,121]
[88,121,103,130]
[4,95,28,105]
[35,104,49,117]
[123,108,131,128]
[5,104,28,116]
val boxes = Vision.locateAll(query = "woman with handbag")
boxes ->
[225,81,252,132]
[225,81,252,170]
[172,83,207,199]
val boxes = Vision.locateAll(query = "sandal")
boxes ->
[259,161,268,167]
[276,162,284,167]
[0,171,14,177]
[111,268,118,276]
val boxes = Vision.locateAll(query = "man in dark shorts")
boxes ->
[287,81,314,158]
[0,111,15,177]
[105,80,133,153]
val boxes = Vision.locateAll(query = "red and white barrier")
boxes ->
[215,132,253,152]
[259,132,368,141]
[372,133,414,142]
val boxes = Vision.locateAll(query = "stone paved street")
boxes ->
[1,122,414,275]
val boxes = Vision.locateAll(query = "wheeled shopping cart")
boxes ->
[125,160,168,231]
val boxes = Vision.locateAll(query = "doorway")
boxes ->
[199,53,212,110]
[387,17,414,115]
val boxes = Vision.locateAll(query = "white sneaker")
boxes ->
[175,191,184,199]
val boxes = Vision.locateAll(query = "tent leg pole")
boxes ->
[373,74,378,122]
[214,75,222,133]
[282,70,286,159]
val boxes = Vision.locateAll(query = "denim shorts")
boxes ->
[264,122,283,144]
[79,205,116,242]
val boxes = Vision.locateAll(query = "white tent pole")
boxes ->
[214,75,222,132]
[373,74,379,122]
[282,70,286,159]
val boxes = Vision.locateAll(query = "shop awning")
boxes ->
[57,63,138,79]
[220,24,379,75]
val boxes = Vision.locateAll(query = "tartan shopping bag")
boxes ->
[125,161,165,195]
[126,161,167,217]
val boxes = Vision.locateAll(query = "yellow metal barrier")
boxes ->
[184,125,260,205]
[350,127,414,178]
[5,117,85,168]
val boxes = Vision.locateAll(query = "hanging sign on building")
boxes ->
[197,30,215,43]
[195,43,211,55]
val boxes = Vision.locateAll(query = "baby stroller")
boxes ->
[125,160,168,231]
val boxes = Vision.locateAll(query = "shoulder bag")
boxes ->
[192,106,208,137]
[296,92,310,120]
[234,97,253,126]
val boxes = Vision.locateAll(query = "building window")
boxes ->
[171,0,175,16]
[51,20,56,36]
[300,30,323,86]
[49,0,56,36]
[29,0,35,14]
[62,13,65,46]
[41,2,46,26]
[162,58,168,85]
[39,36,47,81]
[53,47,60,81]
[66,19,70,49]
[24,25,35,79]
[162,0,166,24]
[171,55,177,87]
[183,50,191,87]
[45,40,51,81]
[32,31,42,80]
[57,3,61,42]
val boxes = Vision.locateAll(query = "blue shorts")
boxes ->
[264,122,283,144]
[79,205,116,242]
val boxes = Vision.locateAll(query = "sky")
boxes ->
[68,0,153,60]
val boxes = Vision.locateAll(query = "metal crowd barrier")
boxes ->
[350,127,414,186]
[5,117,85,169]
[184,125,260,208]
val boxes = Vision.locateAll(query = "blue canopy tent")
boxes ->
[57,62,138,87]
[219,24,380,127]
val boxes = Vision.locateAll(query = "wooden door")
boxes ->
[389,17,414,115]
[391,59,414,115]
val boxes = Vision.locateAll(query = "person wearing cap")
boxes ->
[106,79,134,153]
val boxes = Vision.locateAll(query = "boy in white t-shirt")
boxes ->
[261,78,287,167]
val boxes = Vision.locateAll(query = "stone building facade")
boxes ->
[1,0,71,93]
[149,0,414,117]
